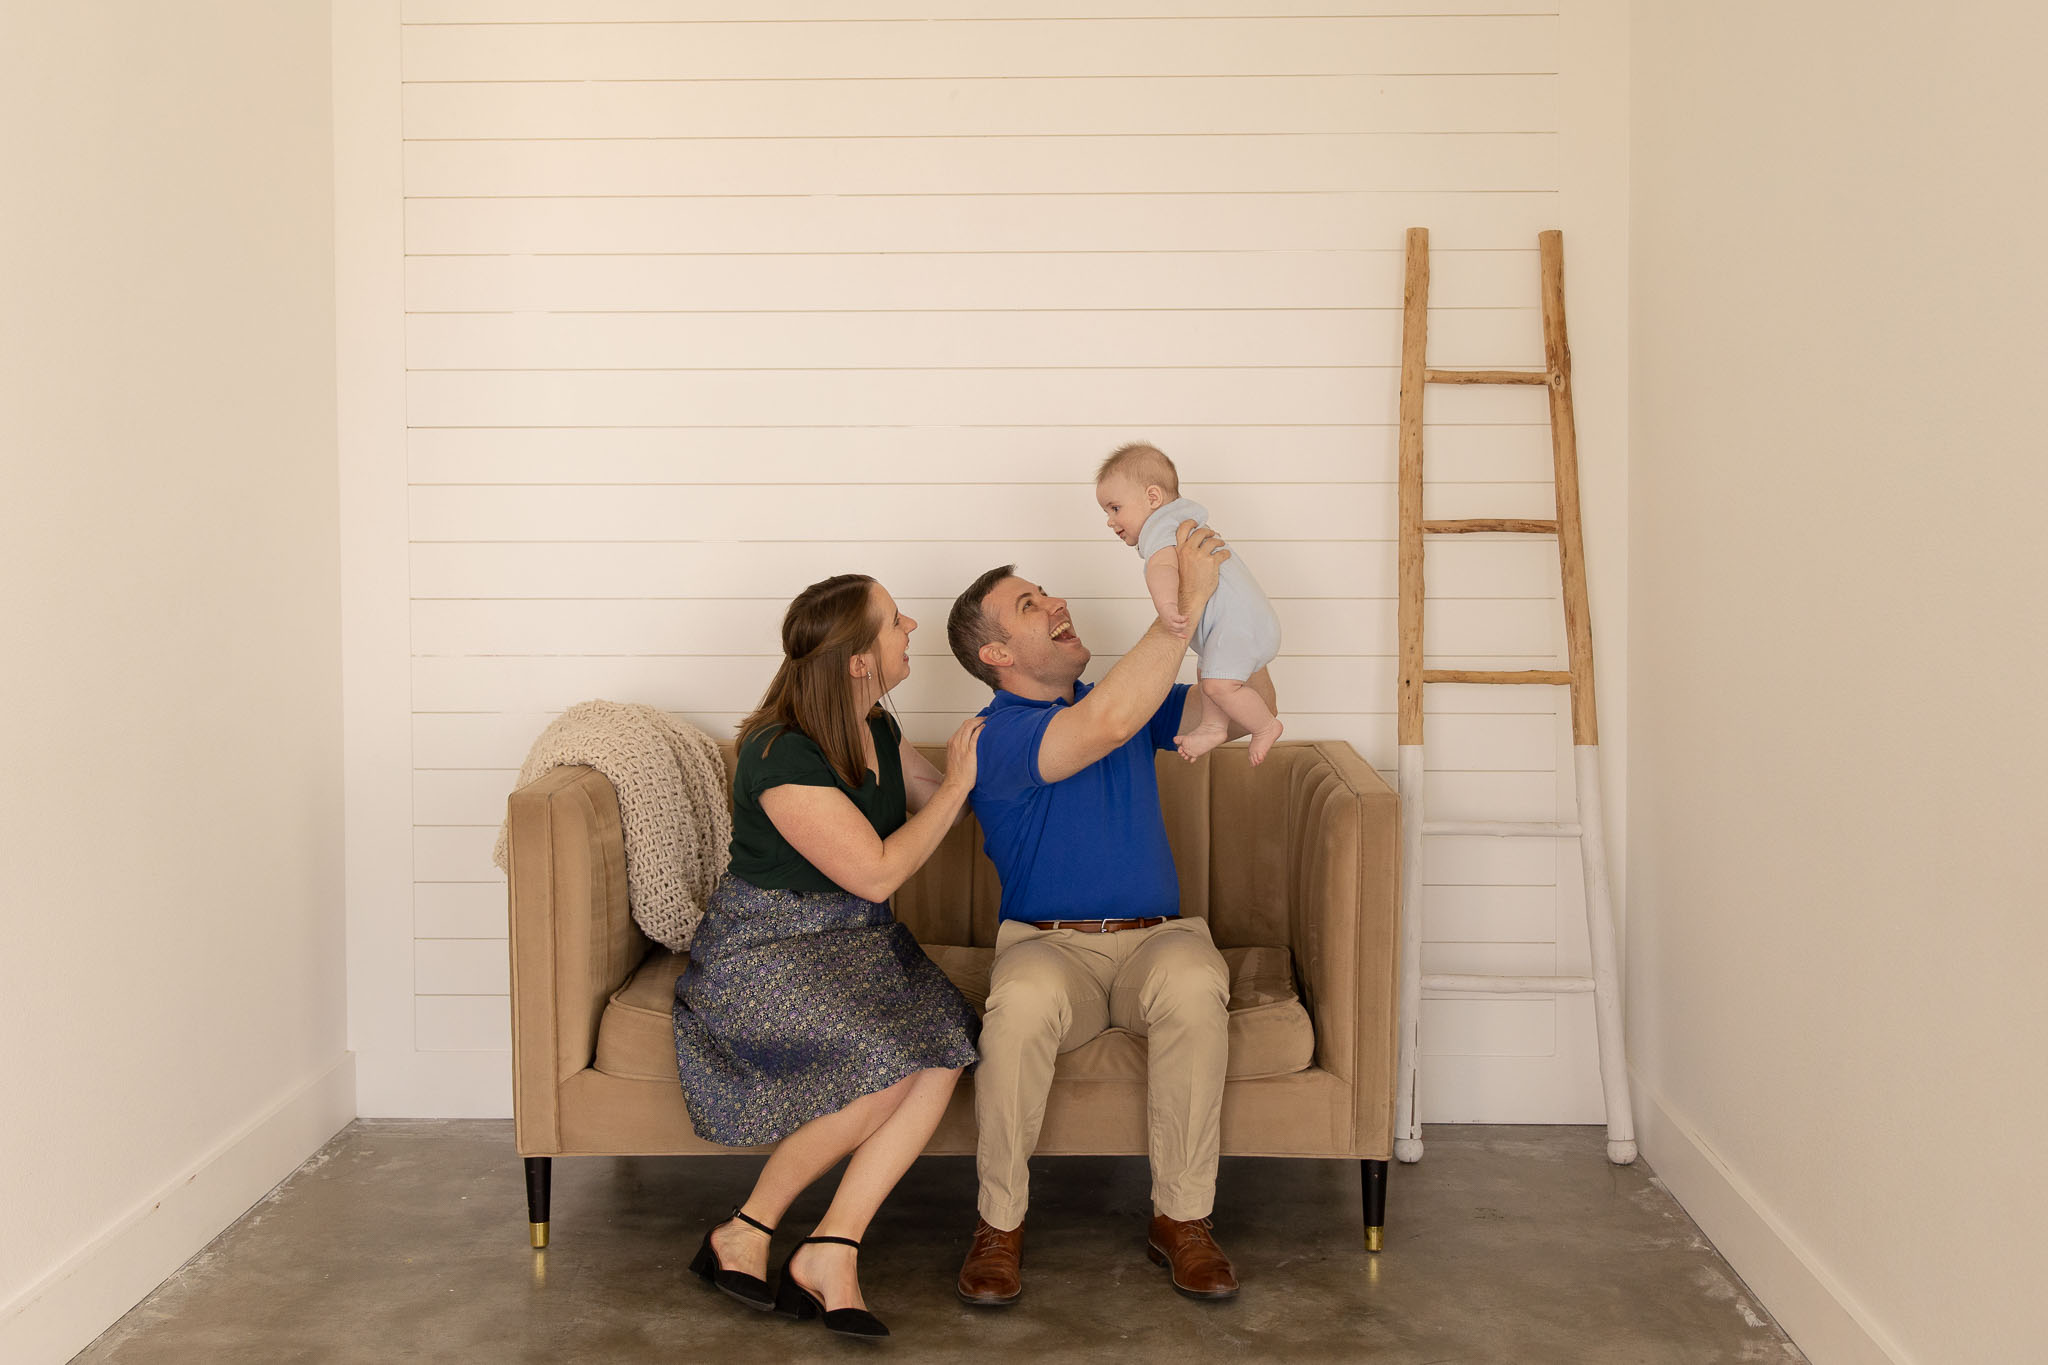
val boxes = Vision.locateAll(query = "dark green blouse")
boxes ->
[726,711,907,894]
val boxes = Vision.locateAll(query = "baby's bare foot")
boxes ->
[1176,724,1228,762]
[1247,718,1285,766]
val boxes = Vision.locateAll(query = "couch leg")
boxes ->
[525,1157,552,1249]
[1361,1159,1387,1253]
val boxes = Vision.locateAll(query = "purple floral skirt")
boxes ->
[672,874,979,1146]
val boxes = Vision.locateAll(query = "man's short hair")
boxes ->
[948,563,1016,692]
[1094,442,1180,498]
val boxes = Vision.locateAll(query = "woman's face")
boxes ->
[860,583,916,696]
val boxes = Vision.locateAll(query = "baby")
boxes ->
[1094,442,1285,764]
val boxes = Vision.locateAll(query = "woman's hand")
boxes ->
[941,715,986,793]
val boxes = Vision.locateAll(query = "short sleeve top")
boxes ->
[726,711,907,894]
[1136,496,1210,559]
[968,680,1191,922]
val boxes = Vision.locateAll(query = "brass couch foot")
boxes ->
[1360,1158,1388,1253]
[525,1157,552,1250]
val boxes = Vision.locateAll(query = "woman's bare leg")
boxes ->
[789,1066,964,1310]
[707,1073,916,1279]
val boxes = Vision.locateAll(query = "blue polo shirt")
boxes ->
[970,680,1191,923]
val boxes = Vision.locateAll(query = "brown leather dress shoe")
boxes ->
[1146,1215,1240,1300]
[956,1218,1024,1306]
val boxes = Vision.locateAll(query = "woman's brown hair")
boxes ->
[737,573,884,788]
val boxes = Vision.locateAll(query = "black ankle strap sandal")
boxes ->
[687,1206,777,1311]
[774,1235,889,1339]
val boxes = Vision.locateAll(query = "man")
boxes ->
[944,521,1279,1304]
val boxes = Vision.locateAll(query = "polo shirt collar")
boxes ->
[989,680,1094,711]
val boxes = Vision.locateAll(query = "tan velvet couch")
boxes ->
[505,738,1400,1252]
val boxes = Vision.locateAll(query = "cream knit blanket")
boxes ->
[492,700,730,952]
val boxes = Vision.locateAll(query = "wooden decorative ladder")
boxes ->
[1393,227,1636,1165]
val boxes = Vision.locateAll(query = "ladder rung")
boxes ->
[1423,669,1574,685]
[1423,974,1596,995]
[1425,368,1551,386]
[1423,820,1582,838]
[1423,519,1559,535]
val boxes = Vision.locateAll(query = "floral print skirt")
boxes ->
[672,874,979,1146]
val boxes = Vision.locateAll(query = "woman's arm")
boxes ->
[901,734,969,826]
[759,715,984,902]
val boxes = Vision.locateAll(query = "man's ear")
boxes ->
[978,641,1011,673]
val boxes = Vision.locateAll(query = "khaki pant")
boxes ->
[974,916,1230,1230]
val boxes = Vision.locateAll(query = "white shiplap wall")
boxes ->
[379,0,1615,1120]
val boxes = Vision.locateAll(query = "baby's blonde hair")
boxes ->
[1095,442,1180,498]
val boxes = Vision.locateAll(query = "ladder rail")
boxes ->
[1391,228,1430,1165]
[1540,230,1601,748]
[1423,518,1559,535]
[1396,228,1429,751]
[1422,820,1582,838]
[1425,367,1548,385]
[1424,974,1595,995]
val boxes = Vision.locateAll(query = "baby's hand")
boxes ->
[1160,608,1191,639]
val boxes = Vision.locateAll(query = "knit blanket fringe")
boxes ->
[493,700,730,952]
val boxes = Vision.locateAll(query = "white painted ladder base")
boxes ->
[1393,743,1638,1167]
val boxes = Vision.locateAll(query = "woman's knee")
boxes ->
[846,1071,918,1122]
[917,1064,964,1094]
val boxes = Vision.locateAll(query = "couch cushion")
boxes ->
[595,939,1315,1084]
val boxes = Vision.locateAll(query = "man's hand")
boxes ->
[1174,519,1230,622]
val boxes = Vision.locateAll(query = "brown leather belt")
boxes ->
[1029,916,1170,934]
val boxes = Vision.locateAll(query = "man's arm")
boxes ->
[1037,521,1229,784]
[1182,666,1277,741]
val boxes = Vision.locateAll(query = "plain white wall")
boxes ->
[1629,5,2048,1361]
[0,2,350,1354]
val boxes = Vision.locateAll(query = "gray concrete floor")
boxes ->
[77,1122,1803,1364]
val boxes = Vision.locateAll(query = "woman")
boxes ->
[674,573,983,1339]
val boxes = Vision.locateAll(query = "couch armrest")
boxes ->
[1286,742,1400,1150]
[505,765,650,1153]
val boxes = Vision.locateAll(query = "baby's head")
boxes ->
[1094,442,1181,547]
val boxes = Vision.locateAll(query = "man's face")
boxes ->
[984,575,1089,693]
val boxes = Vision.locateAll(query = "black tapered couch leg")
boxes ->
[525,1157,552,1249]
[1361,1158,1387,1252]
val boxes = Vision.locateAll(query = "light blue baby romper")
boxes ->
[1136,496,1282,682]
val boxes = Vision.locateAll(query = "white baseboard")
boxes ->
[353,1047,511,1118]
[1634,1077,1910,1365]
[0,1052,357,1365]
